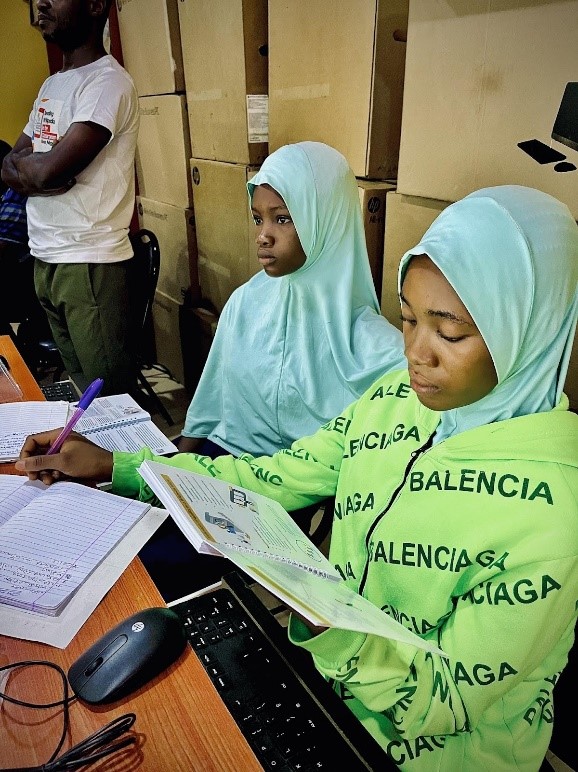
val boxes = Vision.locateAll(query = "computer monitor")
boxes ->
[551,82,578,152]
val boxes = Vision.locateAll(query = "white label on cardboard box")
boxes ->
[246,95,269,143]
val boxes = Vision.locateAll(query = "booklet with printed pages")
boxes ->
[137,461,445,655]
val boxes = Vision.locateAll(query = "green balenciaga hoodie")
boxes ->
[112,369,578,772]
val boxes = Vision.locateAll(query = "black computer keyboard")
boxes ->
[170,571,394,772]
[41,379,80,402]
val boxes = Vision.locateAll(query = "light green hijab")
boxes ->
[183,142,405,456]
[399,185,578,443]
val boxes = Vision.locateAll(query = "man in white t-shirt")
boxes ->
[1,0,139,396]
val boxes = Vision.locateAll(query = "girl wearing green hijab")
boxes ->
[151,141,406,598]
[178,141,406,458]
[17,185,578,771]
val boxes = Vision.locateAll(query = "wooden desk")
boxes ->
[0,335,45,476]
[0,336,262,770]
[0,334,44,401]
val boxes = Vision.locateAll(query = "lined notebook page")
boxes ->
[0,476,43,526]
[0,478,149,615]
[0,401,69,461]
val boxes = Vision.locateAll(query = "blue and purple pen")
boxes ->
[46,378,104,455]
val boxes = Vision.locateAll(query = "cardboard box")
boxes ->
[178,0,268,165]
[190,158,260,312]
[136,95,192,208]
[397,1,578,218]
[268,0,408,179]
[136,196,199,305]
[357,180,395,301]
[380,191,578,410]
[116,0,184,96]
[380,191,450,326]
[152,290,185,385]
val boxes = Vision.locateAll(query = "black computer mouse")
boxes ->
[68,607,187,704]
[554,161,577,173]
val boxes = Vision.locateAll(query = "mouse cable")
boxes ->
[0,661,136,772]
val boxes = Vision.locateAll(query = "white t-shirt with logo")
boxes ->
[24,55,139,263]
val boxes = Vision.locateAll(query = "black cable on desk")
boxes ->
[0,661,137,772]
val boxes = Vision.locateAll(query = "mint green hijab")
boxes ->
[399,186,578,443]
[183,142,405,456]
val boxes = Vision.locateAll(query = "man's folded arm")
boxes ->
[0,122,111,196]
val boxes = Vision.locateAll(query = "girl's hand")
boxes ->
[16,430,114,486]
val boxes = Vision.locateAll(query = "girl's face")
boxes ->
[401,255,497,411]
[251,184,307,277]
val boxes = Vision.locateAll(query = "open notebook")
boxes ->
[0,475,150,616]
[0,393,177,461]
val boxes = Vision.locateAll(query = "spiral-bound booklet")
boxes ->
[74,394,177,455]
[137,460,445,654]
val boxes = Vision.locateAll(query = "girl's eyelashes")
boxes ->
[439,333,467,343]
[400,314,467,343]
[251,214,293,225]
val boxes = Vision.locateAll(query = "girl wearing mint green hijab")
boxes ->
[16,186,578,770]
[399,185,578,443]
[179,141,405,457]
[150,141,404,598]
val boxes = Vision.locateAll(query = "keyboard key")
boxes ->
[41,380,80,402]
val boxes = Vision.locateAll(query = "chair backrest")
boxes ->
[129,228,160,366]
[129,228,160,329]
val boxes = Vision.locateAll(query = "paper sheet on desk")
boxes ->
[0,507,167,648]
[0,401,69,461]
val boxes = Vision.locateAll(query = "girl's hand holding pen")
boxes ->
[15,430,114,486]
[15,376,110,485]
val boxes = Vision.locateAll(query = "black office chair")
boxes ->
[542,624,577,771]
[11,251,66,382]
[30,333,66,383]
[129,228,175,426]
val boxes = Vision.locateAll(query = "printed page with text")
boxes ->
[137,461,445,655]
